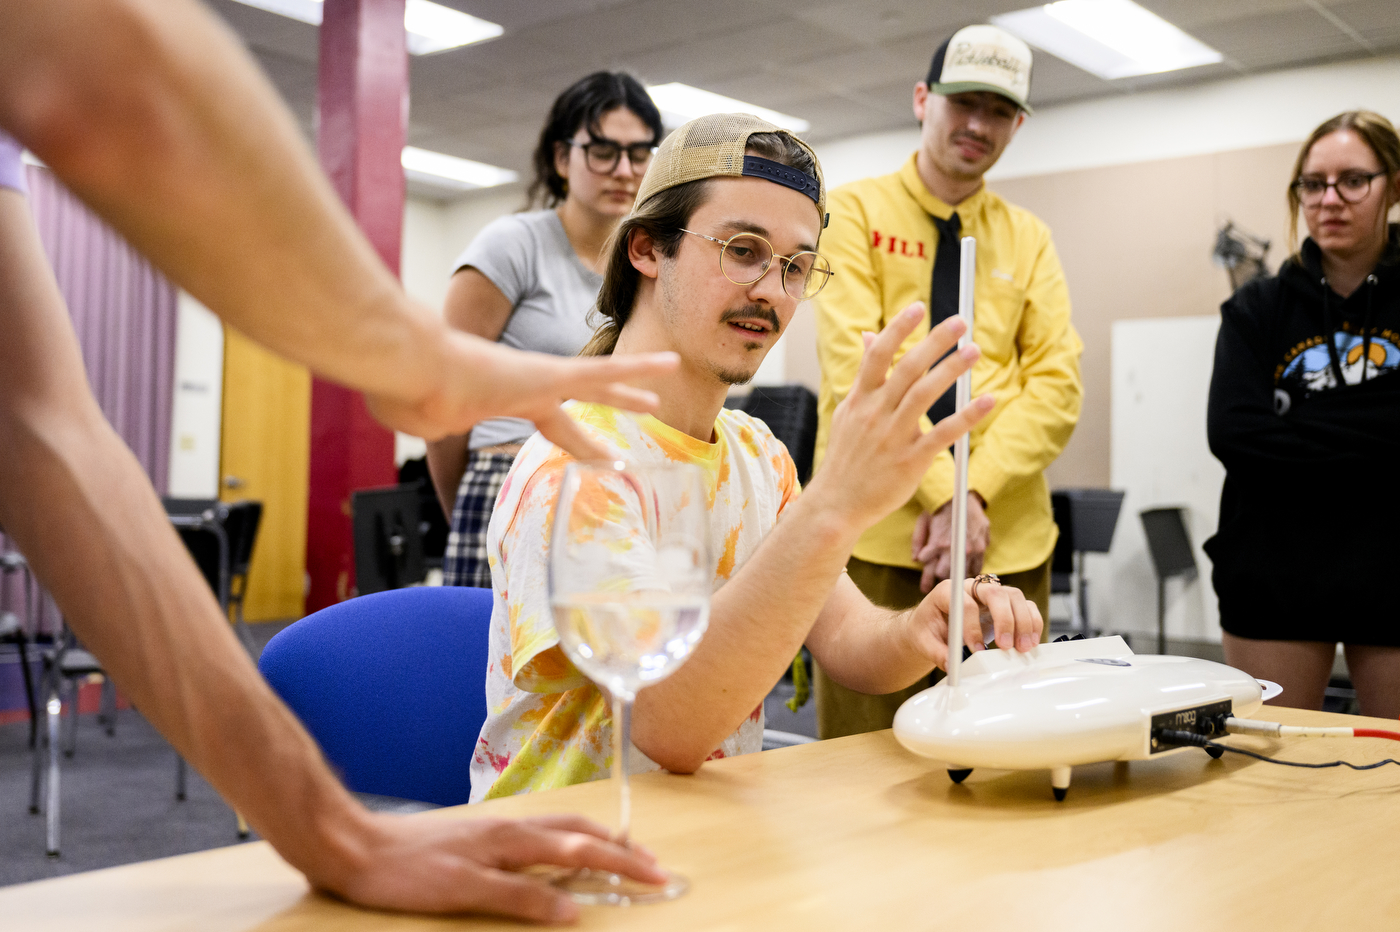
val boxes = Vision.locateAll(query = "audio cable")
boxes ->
[1154,717,1400,771]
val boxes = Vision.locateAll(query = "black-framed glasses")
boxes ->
[1293,170,1387,206]
[680,229,834,301]
[567,138,656,176]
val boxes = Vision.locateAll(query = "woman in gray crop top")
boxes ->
[428,72,664,588]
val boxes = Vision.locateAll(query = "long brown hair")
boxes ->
[580,131,820,356]
[1287,110,1400,255]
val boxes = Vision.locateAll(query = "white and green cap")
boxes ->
[926,24,1034,114]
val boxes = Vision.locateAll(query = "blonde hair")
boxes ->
[1287,110,1400,255]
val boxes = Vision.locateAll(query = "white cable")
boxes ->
[1225,717,1355,739]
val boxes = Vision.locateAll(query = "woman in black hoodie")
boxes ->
[1206,111,1400,718]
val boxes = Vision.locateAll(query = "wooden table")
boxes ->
[4,707,1399,931]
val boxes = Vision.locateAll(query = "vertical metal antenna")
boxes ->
[944,236,976,690]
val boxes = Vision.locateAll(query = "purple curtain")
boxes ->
[1,165,178,635]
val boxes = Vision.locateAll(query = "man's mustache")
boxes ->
[720,305,781,335]
[952,131,992,151]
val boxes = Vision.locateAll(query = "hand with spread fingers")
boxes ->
[903,574,1044,671]
[806,302,996,530]
[366,330,679,457]
[323,812,667,923]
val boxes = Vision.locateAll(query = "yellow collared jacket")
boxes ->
[814,154,1083,575]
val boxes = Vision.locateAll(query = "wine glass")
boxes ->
[549,461,712,905]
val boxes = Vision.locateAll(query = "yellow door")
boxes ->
[219,324,311,622]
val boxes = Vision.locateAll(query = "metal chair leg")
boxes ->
[45,688,61,857]
[62,677,78,758]
[99,677,117,736]
[233,600,257,659]
[28,669,49,814]
[16,631,37,750]
[1157,578,1167,655]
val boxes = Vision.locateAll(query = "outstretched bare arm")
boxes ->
[0,0,674,455]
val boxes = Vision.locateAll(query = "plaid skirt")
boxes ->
[442,450,517,588]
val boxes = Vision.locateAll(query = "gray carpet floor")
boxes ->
[0,709,256,886]
[0,616,296,888]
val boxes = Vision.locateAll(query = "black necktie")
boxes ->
[927,211,961,425]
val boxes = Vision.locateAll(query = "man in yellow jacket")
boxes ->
[813,24,1083,738]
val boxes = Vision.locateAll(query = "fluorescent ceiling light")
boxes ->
[991,0,1222,80]
[647,83,810,133]
[401,147,518,190]
[402,0,502,55]
[230,0,502,55]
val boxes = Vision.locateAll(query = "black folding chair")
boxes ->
[352,487,426,595]
[222,500,263,646]
[28,629,108,857]
[726,384,818,484]
[1,547,39,749]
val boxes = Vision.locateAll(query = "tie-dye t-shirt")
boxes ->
[469,401,800,802]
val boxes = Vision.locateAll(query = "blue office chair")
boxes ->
[258,586,493,807]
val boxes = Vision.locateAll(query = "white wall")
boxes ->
[395,185,529,464]
[1104,316,1224,643]
[989,54,1400,182]
[167,292,224,499]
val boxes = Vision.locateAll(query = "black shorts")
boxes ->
[1212,558,1400,647]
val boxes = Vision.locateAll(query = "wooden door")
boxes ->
[219,325,310,622]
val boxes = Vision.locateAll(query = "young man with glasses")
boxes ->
[470,114,1044,802]
[811,25,1084,740]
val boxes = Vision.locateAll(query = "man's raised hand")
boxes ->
[809,302,994,531]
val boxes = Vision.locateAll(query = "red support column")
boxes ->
[306,0,406,612]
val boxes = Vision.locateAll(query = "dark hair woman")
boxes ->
[1205,110,1400,718]
[427,72,664,588]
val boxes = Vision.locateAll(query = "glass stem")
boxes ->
[613,691,632,846]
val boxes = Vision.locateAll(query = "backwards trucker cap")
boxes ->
[634,112,826,220]
[926,24,1034,114]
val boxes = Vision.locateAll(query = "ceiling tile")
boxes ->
[622,20,865,89]
[207,0,319,63]
[1138,0,1311,31]
[524,0,780,59]
[1324,0,1400,43]
[1194,6,1362,62]
[790,0,1004,46]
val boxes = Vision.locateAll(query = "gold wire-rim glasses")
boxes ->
[680,229,834,301]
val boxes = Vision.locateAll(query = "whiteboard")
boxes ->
[1096,316,1225,643]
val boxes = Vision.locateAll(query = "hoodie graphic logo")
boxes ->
[1279,330,1400,395]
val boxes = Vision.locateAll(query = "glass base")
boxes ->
[551,867,689,906]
